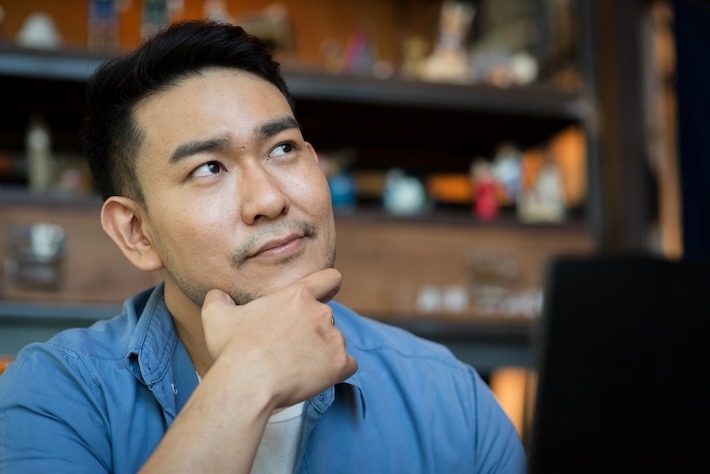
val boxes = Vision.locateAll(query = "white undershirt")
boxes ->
[195,372,305,473]
[250,401,306,474]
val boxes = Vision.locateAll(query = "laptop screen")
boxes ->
[527,254,710,473]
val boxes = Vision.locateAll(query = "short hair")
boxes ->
[82,20,294,201]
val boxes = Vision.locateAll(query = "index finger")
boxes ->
[297,268,342,303]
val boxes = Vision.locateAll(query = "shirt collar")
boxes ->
[124,283,184,418]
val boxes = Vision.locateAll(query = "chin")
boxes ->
[233,262,330,304]
[274,261,330,289]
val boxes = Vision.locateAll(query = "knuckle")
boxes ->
[319,304,333,319]
[292,281,313,299]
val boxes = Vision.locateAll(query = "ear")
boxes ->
[100,196,163,272]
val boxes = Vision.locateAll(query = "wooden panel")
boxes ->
[331,219,387,315]
[0,201,158,304]
[335,216,594,319]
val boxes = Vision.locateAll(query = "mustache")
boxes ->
[230,220,319,268]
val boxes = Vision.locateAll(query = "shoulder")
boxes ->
[0,310,146,473]
[3,285,159,391]
[329,301,502,423]
[39,311,136,364]
[0,311,135,401]
[329,301,471,375]
[327,301,527,470]
[16,285,158,368]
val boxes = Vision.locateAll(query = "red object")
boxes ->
[474,180,499,219]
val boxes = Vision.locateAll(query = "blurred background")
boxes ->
[0,0,707,450]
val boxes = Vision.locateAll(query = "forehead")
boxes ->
[136,67,289,120]
[132,67,293,151]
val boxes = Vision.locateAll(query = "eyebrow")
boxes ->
[169,116,301,164]
[169,136,230,164]
[256,116,300,141]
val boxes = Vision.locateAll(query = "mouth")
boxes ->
[232,220,320,268]
[248,233,304,259]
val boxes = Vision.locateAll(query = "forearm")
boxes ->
[140,354,276,473]
[142,271,357,471]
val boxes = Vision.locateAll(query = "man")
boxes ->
[0,20,526,473]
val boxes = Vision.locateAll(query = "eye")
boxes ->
[268,142,295,159]
[192,161,223,177]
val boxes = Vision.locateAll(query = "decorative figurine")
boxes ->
[420,0,475,83]
[517,154,566,223]
[342,18,378,75]
[320,38,344,73]
[400,34,429,79]
[26,114,53,194]
[470,159,500,220]
[88,0,119,52]
[235,3,295,54]
[16,12,62,49]
[203,0,233,23]
[141,0,169,39]
[319,148,357,212]
[382,168,428,216]
[5,223,66,291]
[491,142,522,206]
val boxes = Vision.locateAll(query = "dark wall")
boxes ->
[674,0,710,258]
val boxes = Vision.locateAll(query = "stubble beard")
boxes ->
[167,219,336,307]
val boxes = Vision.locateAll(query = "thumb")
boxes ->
[202,288,236,313]
[200,288,238,359]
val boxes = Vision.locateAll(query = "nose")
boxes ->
[238,162,290,224]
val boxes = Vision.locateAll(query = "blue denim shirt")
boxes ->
[0,284,526,473]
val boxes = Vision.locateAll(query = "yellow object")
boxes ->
[0,358,12,375]
[548,125,587,207]
[426,173,472,203]
[488,366,535,440]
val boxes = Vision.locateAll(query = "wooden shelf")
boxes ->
[0,42,587,120]
[334,207,588,230]
[0,42,587,164]
[0,42,107,82]
[284,65,587,121]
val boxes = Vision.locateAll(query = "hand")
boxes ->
[200,268,358,409]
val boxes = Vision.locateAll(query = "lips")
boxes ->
[232,221,319,268]
[248,233,303,258]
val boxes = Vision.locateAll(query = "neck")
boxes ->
[164,282,214,378]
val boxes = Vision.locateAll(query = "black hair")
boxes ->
[82,20,294,201]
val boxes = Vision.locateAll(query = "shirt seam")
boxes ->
[353,345,468,372]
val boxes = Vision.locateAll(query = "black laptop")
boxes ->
[528,254,710,473]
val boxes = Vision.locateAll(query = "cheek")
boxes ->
[150,196,229,251]
[291,165,332,210]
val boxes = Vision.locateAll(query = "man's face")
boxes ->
[132,68,336,308]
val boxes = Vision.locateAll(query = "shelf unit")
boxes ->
[0,41,591,168]
[0,5,601,372]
